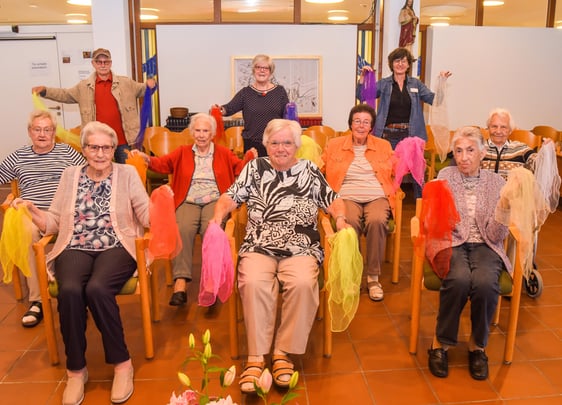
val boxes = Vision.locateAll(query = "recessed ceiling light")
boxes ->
[328,15,349,21]
[140,14,158,21]
[483,1,504,6]
[430,16,451,21]
[67,18,88,24]
[67,0,91,6]
[328,10,348,14]
[65,13,87,17]
[431,22,450,27]
[306,0,344,4]
[141,8,160,12]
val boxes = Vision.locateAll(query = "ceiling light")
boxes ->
[141,8,160,12]
[140,14,158,21]
[430,22,450,27]
[67,19,88,24]
[67,0,91,6]
[306,0,344,4]
[430,16,451,21]
[483,1,504,6]
[328,15,349,21]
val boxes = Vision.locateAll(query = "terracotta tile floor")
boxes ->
[1,186,562,404]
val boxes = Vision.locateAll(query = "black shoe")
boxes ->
[169,291,187,306]
[468,350,488,380]
[428,347,448,378]
[22,301,43,328]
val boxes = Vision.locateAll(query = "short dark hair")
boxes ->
[388,47,414,75]
[348,104,376,131]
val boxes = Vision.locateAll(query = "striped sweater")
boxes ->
[481,139,536,180]
[0,143,85,209]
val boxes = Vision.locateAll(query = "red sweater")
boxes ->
[149,143,253,209]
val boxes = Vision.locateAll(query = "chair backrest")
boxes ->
[147,129,191,157]
[532,125,559,142]
[303,125,336,150]
[180,127,195,144]
[223,126,244,157]
[510,129,541,150]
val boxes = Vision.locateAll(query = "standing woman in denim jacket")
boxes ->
[371,47,451,197]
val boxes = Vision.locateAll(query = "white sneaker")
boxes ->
[62,369,88,405]
[111,366,134,404]
[368,281,384,301]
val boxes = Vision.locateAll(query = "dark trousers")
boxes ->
[243,137,267,157]
[114,144,131,164]
[435,243,502,348]
[382,128,422,199]
[54,247,136,370]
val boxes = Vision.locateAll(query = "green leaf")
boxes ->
[280,392,299,404]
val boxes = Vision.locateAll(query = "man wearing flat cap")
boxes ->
[32,48,156,163]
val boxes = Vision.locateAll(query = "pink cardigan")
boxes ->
[322,134,397,217]
[149,143,254,209]
[44,163,150,267]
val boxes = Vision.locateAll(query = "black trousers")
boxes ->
[435,243,502,348]
[54,247,136,370]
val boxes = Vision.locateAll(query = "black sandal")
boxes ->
[22,301,43,328]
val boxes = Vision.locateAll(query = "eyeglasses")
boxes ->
[254,65,271,71]
[352,119,372,126]
[94,59,112,66]
[268,141,295,149]
[30,127,55,135]
[489,125,510,132]
[393,58,409,65]
[85,144,114,153]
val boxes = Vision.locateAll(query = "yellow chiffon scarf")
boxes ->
[326,227,362,332]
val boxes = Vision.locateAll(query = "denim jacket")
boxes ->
[373,75,435,141]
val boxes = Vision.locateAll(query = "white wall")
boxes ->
[156,24,357,130]
[426,26,562,130]
[0,25,92,160]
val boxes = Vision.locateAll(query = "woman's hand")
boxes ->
[439,71,452,79]
[359,65,374,84]
[129,149,150,166]
[11,198,47,232]
[248,147,258,159]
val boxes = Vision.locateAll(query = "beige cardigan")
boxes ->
[44,163,150,269]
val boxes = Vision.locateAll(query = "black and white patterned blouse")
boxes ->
[67,168,122,251]
[227,157,338,263]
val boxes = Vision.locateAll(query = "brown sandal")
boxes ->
[272,354,294,388]
[239,361,264,394]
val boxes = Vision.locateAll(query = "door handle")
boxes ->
[48,106,61,111]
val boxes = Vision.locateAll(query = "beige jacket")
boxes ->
[44,163,150,270]
[43,72,147,145]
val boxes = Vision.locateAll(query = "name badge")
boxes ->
[410,88,418,93]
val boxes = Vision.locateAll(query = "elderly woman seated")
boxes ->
[17,121,150,404]
[427,126,511,381]
[322,104,396,302]
[132,112,256,306]
[211,119,348,394]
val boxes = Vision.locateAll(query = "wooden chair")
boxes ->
[0,180,25,301]
[425,125,453,181]
[303,125,337,150]
[225,205,332,360]
[221,126,244,158]
[409,198,524,364]
[144,127,190,193]
[532,125,559,142]
[33,232,157,366]
[510,129,541,150]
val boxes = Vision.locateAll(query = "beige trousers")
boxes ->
[238,252,319,355]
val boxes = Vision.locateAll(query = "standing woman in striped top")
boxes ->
[322,104,397,302]
[0,110,85,328]
[213,54,289,157]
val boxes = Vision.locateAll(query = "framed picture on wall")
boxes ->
[232,56,322,116]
